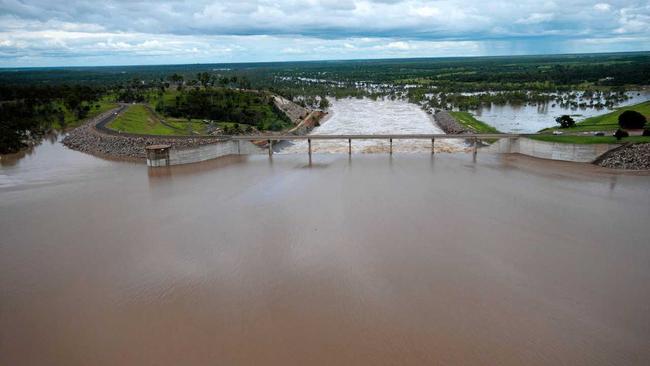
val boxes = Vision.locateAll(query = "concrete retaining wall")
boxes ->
[484,137,620,163]
[148,136,621,166]
[148,140,263,166]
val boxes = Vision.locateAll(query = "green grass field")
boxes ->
[541,100,650,133]
[107,105,186,135]
[530,135,650,144]
[449,111,500,133]
[164,117,209,134]
[534,100,650,143]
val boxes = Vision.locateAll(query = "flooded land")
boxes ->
[1,138,650,366]
[471,90,650,132]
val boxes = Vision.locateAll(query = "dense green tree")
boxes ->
[555,115,576,128]
[618,110,647,129]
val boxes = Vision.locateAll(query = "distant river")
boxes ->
[281,97,465,153]
[471,90,650,133]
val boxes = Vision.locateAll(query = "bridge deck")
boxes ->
[229,133,535,140]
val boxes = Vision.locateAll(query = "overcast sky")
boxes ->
[0,0,649,67]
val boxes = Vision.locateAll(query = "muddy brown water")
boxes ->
[1,140,650,365]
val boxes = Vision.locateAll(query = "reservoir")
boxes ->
[1,139,649,365]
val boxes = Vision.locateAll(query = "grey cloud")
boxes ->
[0,0,646,39]
[0,0,649,66]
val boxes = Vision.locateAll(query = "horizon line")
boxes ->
[2,50,649,71]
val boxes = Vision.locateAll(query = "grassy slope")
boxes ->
[533,100,650,143]
[530,135,650,144]
[541,100,650,132]
[107,105,186,135]
[449,111,500,133]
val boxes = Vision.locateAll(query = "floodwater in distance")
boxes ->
[281,97,466,154]
[471,90,650,133]
[1,140,650,366]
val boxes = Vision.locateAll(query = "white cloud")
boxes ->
[385,41,413,50]
[594,3,611,12]
[515,13,554,24]
[281,47,305,54]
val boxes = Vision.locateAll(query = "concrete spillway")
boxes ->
[281,98,466,153]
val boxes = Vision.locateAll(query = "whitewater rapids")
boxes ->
[280,98,467,154]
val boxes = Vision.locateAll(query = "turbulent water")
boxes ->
[471,90,650,133]
[281,98,466,154]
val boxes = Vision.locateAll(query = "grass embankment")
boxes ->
[107,105,186,135]
[541,101,650,133]
[533,100,650,144]
[106,104,261,136]
[448,111,500,133]
[530,135,650,144]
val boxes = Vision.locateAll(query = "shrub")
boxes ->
[555,115,575,128]
[614,128,629,140]
[618,110,647,129]
[642,128,650,137]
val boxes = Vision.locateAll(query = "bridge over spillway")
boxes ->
[145,133,622,167]
[230,133,532,157]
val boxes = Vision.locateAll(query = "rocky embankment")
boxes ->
[63,97,323,159]
[433,110,468,134]
[273,96,311,124]
[287,110,327,135]
[596,143,650,170]
[62,109,224,160]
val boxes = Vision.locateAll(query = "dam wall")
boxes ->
[484,137,621,163]
[147,136,622,167]
[147,140,263,167]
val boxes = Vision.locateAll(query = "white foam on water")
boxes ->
[281,98,467,154]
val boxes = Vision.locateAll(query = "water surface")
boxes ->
[282,98,465,153]
[471,90,650,132]
[1,141,650,366]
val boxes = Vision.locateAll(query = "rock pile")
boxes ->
[433,110,468,134]
[596,143,650,170]
[273,96,310,124]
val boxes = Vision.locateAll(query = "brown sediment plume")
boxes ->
[2,149,649,366]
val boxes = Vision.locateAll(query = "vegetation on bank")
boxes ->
[530,101,649,144]
[0,85,115,153]
[2,53,649,110]
[103,86,292,136]
[152,88,292,132]
[448,111,500,133]
[543,101,650,132]
[529,135,650,144]
[107,105,183,135]
[2,53,650,152]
